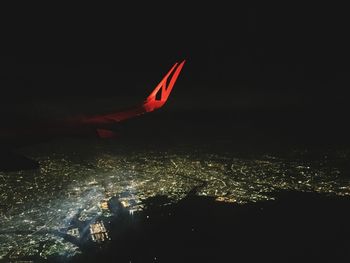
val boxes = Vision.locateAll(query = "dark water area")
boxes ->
[70,192,350,263]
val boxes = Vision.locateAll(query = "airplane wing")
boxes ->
[81,60,185,137]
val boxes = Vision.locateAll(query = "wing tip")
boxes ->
[144,59,186,111]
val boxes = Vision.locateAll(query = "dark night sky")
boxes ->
[1,3,350,118]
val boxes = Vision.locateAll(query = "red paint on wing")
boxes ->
[82,60,185,126]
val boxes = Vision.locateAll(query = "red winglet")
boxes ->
[82,60,185,125]
[143,60,186,112]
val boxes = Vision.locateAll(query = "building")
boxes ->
[67,227,80,238]
[89,221,110,242]
[99,199,109,211]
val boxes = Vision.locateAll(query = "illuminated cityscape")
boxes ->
[0,138,349,261]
